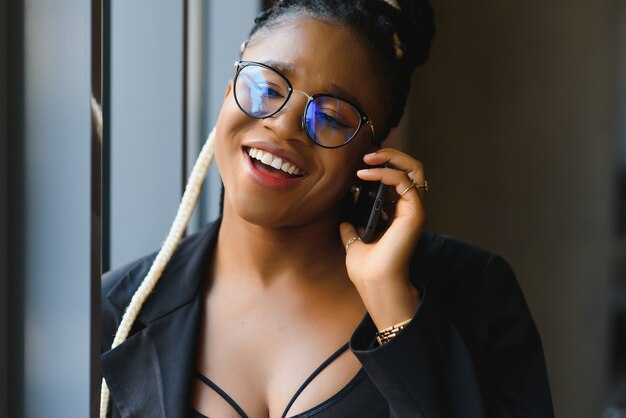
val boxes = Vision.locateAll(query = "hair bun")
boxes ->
[391,0,436,70]
[248,0,436,137]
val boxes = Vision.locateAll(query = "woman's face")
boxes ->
[215,16,388,229]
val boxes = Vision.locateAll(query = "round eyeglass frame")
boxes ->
[233,60,376,149]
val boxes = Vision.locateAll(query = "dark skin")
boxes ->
[192,17,426,417]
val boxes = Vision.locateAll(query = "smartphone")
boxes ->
[361,180,388,243]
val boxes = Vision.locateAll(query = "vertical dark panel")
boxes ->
[608,1,626,411]
[5,0,25,416]
[182,0,189,197]
[91,0,103,416]
[102,0,111,272]
[0,0,9,416]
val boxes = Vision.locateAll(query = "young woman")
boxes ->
[101,1,554,417]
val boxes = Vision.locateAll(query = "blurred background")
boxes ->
[0,0,624,417]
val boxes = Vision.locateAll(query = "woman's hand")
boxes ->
[339,148,426,331]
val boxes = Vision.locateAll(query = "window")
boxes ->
[2,1,260,416]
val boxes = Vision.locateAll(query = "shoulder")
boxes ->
[354,232,552,416]
[100,251,157,352]
[101,219,221,351]
[410,231,539,353]
[102,220,220,304]
[411,231,524,327]
[102,253,156,309]
[412,230,506,289]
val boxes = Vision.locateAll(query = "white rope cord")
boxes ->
[381,0,405,58]
[382,0,400,9]
[99,127,216,418]
[91,95,103,143]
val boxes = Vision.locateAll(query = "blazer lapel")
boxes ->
[101,220,221,418]
[101,298,200,417]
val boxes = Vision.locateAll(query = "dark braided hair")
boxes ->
[245,0,435,141]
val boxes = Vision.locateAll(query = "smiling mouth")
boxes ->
[244,147,307,179]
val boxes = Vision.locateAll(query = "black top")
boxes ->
[190,342,389,418]
[189,371,387,418]
[101,219,554,418]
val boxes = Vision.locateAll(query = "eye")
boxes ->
[254,82,286,99]
[316,109,352,130]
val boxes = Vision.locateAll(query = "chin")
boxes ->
[225,192,341,231]
[226,192,295,228]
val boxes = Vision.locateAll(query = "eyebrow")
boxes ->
[260,60,366,111]
[262,60,297,76]
[326,82,364,111]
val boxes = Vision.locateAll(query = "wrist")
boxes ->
[356,279,421,331]
[375,318,413,345]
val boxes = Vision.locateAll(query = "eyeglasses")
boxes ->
[233,61,375,149]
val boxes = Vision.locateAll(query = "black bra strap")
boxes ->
[195,371,250,418]
[281,342,350,418]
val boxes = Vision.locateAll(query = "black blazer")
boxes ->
[101,219,554,418]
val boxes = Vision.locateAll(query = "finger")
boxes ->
[363,149,426,194]
[357,167,423,205]
[339,222,363,252]
[363,148,422,172]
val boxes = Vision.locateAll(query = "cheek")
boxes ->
[214,103,248,189]
[216,94,245,133]
[318,148,366,200]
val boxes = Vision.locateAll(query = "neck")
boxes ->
[214,205,347,287]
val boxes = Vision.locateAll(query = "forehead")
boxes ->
[243,17,385,122]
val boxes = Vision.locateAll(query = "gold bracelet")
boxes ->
[375,318,412,345]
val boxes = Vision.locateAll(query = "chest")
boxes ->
[191,287,366,418]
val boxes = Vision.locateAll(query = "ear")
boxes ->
[224,80,233,98]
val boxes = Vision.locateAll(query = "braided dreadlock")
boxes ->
[246,0,435,140]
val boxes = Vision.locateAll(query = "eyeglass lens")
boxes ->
[234,63,363,148]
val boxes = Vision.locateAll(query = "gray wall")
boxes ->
[406,1,619,417]
[19,0,94,416]
[109,0,185,269]
[202,0,261,223]
[108,0,260,269]
[0,2,264,417]
[186,0,260,233]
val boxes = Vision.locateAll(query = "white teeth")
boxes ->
[261,153,273,165]
[247,147,305,176]
[271,158,283,170]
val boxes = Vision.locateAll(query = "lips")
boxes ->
[245,147,307,178]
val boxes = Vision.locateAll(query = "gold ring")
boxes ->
[399,182,417,197]
[345,235,361,252]
[400,180,428,197]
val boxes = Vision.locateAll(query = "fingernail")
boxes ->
[364,152,377,158]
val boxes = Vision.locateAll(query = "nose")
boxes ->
[261,90,312,145]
